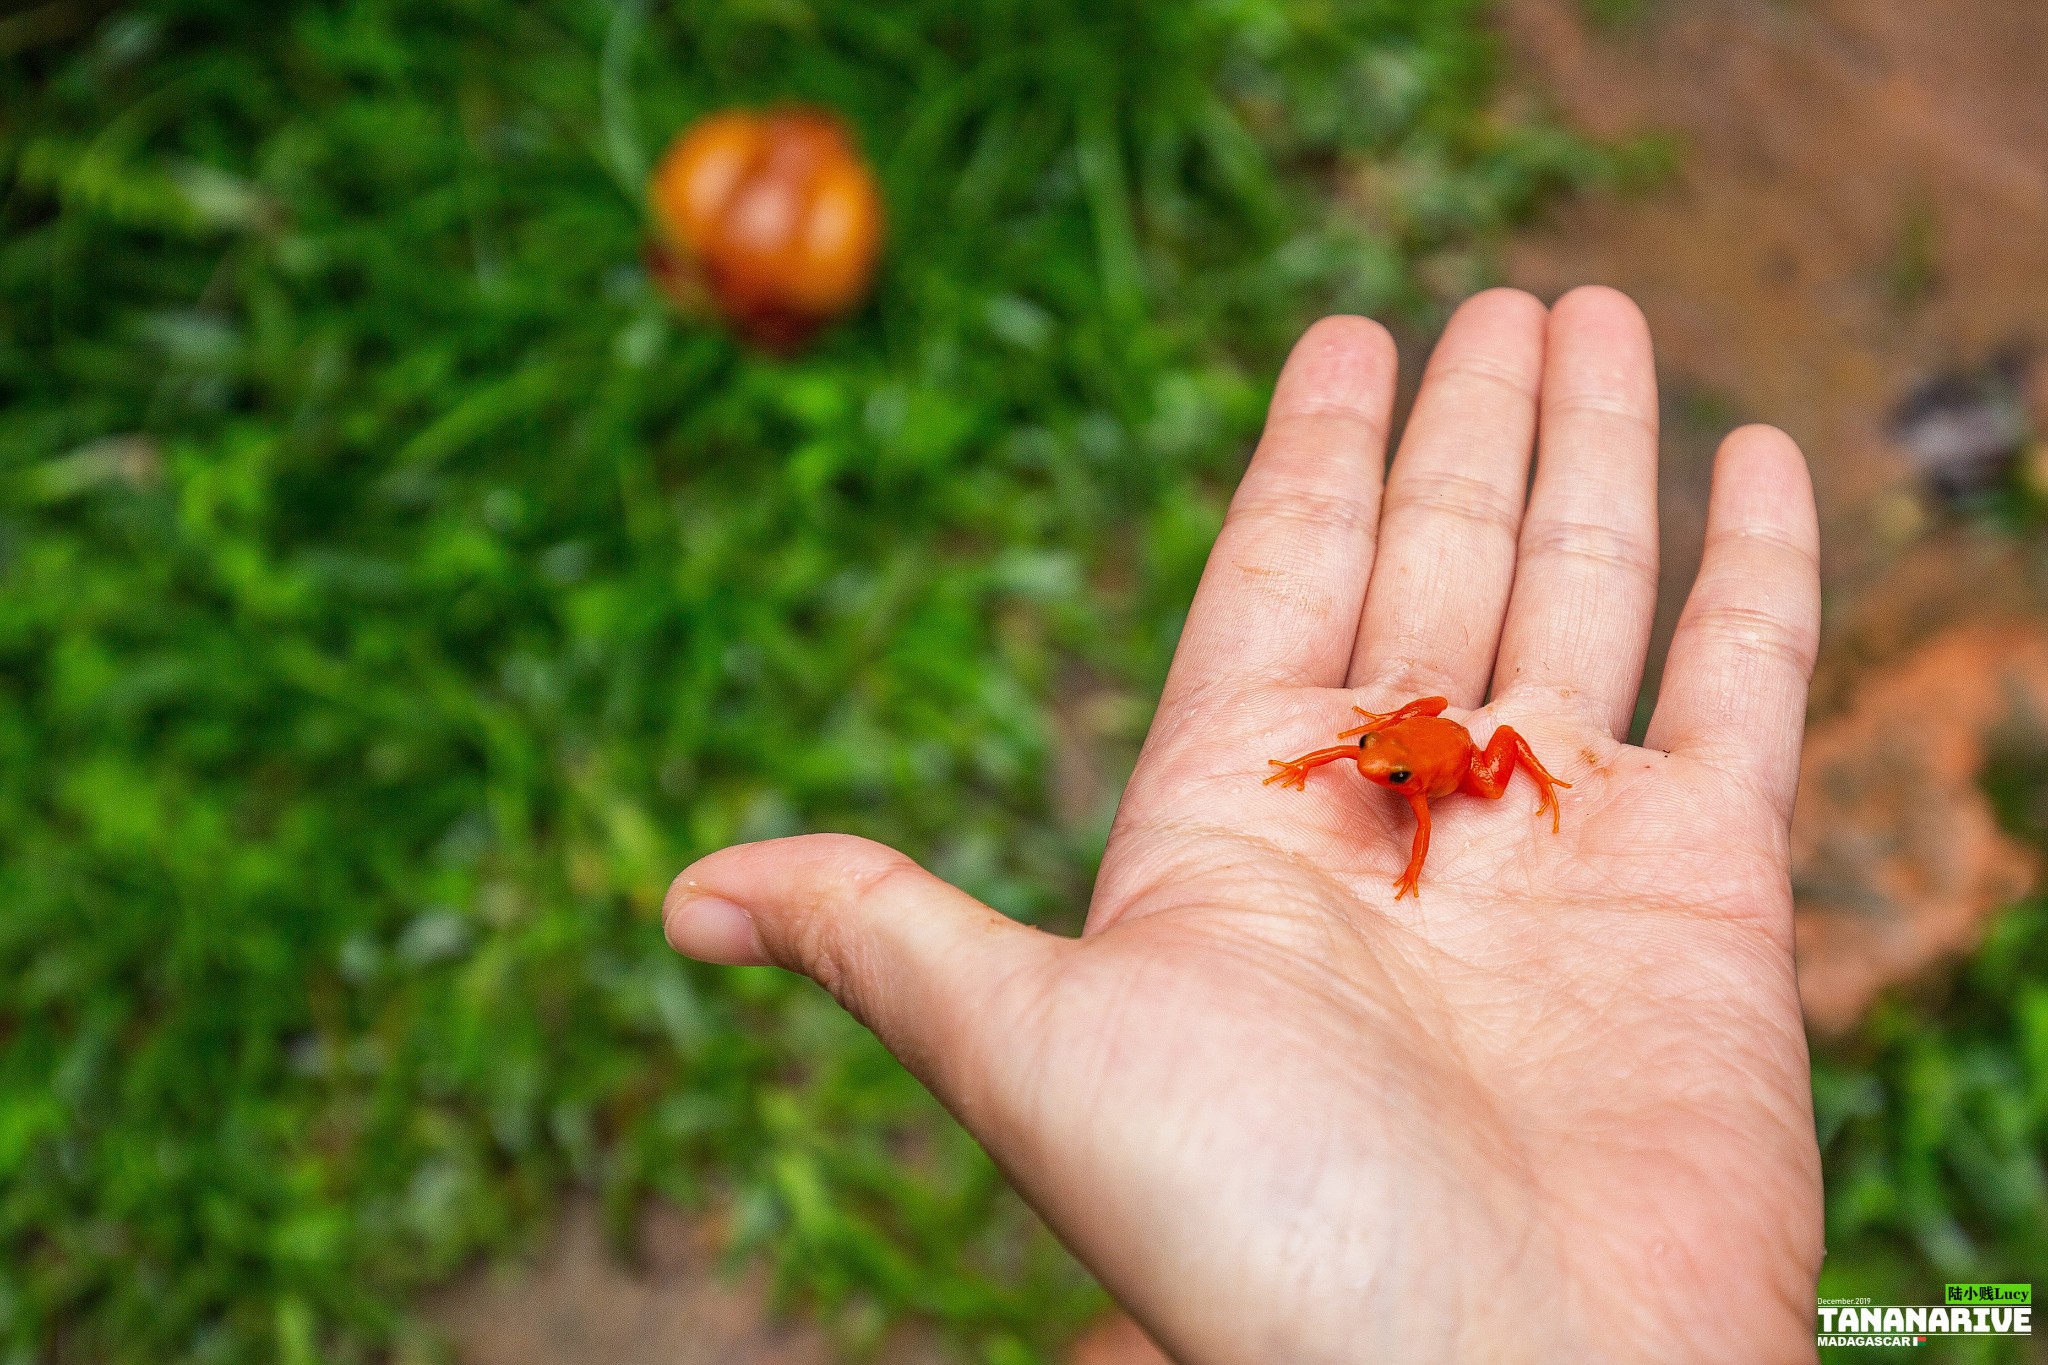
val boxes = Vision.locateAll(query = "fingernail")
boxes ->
[663,893,765,964]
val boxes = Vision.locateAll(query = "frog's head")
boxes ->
[1355,730,1422,795]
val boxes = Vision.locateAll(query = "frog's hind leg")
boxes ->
[1338,695,1449,740]
[1461,724,1573,832]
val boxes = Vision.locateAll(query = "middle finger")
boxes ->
[1347,288,1546,702]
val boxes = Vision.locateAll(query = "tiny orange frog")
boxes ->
[1263,696,1571,899]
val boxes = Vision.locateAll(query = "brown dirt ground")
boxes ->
[1502,0,2048,598]
[435,2,2048,1360]
[1791,622,2048,1034]
[425,1200,951,1365]
[427,1197,1170,1365]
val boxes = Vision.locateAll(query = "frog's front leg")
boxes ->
[1262,745,1360,791]
[1392,792,1432,899]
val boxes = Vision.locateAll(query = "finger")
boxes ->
[1347,288,1547,703]
[1643,425,1820,818]
[1163,316,1396,702]
[664,834,1059,1106]
[1492,286,1661,736]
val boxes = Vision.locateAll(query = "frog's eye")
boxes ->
[1387,769,1412,785]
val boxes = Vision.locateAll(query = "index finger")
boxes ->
[1642,425,1820,818]
[1160,316,1396,705]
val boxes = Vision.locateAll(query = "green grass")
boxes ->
[1,2,1613,1359]
[1810,711,2048,1365]
[1812,897,2048,1365]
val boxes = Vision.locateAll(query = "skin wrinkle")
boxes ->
[1226,483,1379,543]
[1572,1095,1817,1354]
[1353,651,1476,703]
[1061,911,1542,1352]
[1219,579,1335,639]
[1218,552,1340,607]
[1683,745,1808,829]
[1379,465,1529,540]
[1447,918,1668,1077]
[1703,521,1823,574]
[991,957,1142,1185]
[1514,516,1658,579]
[1393,367,1540,456]
[1673,693,1807,788]
[1282,931,1582,1363]
[1196,785,1400,892]
[1422,351,1545,406]
[1572,1081,1808,1180]
[1100,819,1566,1209]
[1099,818,1387,935]
[975,979,1199,1343]
[1508,586,1654,732]
[1153,666,1287,732]
[1490,675,1630,732]
[1257,402,1391,451]
[1540,392,1660,441]
[1460,1176,1570,1365]
[936,933,1077,1130]
[1676,601,1820,673]
[1313,880,1490,1078]
[1002,942,1293,1209]
[1219,559,1336,623]
[1101,824,1455,1039]
[782,855,924,1025]
[1374,581,1503,656]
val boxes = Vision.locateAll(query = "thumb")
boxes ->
[662,833,1057,1109]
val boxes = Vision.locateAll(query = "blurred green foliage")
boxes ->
[1812,899,2048,1365]
[1,1,1615,1359]
[1810,716,2048,1364]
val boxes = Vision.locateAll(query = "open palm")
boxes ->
[667,288,1824,1363]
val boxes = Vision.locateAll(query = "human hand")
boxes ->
[665,288,1824,1363]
